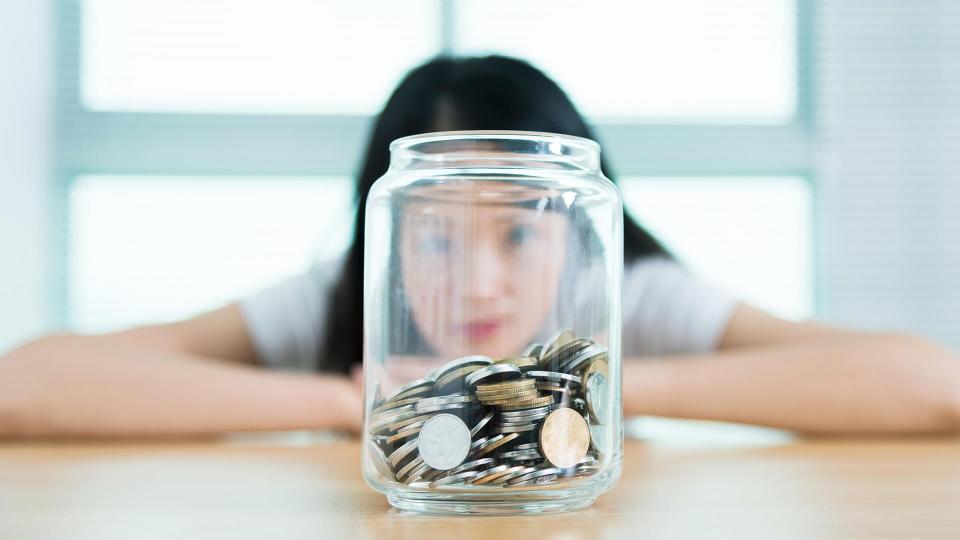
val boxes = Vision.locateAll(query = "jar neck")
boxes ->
[388,131,602,174]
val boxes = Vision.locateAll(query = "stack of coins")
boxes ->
[367,329,610,488]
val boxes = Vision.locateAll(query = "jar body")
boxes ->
[361,131,623,515]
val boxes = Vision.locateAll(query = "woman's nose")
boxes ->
[463,244,504,300]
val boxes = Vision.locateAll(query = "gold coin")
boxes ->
[478,387,539,398]
[476,388,538,400]
[385,423,424,445]
[476,378,535,393]
[371,396,421,414]
[497,395,555,411]
[539,408,590,469]
[540,338,592,368]
[436,364,485,389]
[395,456,424,480]
[386,413,434,432]
[476,389,535,400]
[479,390,540,405]
[475,432,520,457]
[389,384,433,402]
[494,356,538,368]
[472,465,526,485]
[541,329,575,360]
[477,383,537,395]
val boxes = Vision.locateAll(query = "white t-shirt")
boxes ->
[238,256,738,372]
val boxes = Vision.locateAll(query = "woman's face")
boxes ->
[400,181,568,360]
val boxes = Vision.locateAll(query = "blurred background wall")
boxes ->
[1,1,52,352]
[1,0,958,353]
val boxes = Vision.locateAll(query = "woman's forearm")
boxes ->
[624,333,960,434]
[0,334,361,437]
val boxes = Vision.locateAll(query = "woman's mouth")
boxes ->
[457,318,503,341]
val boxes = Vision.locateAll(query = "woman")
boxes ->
[2,56,958,437]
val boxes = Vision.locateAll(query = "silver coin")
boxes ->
[496,413,549,426]
[560,344,607,374]
[513,442,540,451]
[429,469,481,488]
[369,403,415,422]
[497,448,542,460]
[395,456,424,481]
[384,377,434,403]
[404,461,435,484]
[469,464,511,484]
[522,342,543,358]
[429,355,493,382]
[470,409,495,437]
[385,420,427,444]
[499,405,552,419]
[579,454,599,467]
[540,329,575,361]
[414,401,472,415]
[541,337,591,367]
[366,440,394,479]
[495,417,542,427]
[507,467,563,486]
[492,423,538,434]
[464,364,522,387]
[445,457,496,477]
[470,433,506,455]
[502,455,544,464]
[589,423,607,455]
[369,408,421,434]
[491,465,537,484]
[382,413,435,434]
[371,396,422,415]
[575,460,601,477]
[510,453,544,463]
[585,372,609,425]
[417,413,471,471]
[526,370,582,386]
[415,393,476,412]
[506,467,563,485]
[469,436,490,452]
[411,464,445,484]
[387,438,419,468]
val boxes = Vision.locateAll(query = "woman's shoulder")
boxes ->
[237,253,348,371]
[622,255,690,299]
[622,255,738,356]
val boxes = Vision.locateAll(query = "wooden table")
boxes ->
[3,424,960,539]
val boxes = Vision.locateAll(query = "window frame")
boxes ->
[52,0,817,326]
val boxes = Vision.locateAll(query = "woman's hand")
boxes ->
[623,303,960,434]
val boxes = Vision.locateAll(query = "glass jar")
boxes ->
[361,131,622,515]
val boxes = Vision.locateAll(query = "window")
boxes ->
[455,0,796,122]
[622,177,813,319]
[68,175,353,331]
[81,0,440,114]
[57,0,813,330]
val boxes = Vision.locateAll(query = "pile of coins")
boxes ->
[366,330,609,488]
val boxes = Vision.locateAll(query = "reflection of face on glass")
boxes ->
[400,182,568,360]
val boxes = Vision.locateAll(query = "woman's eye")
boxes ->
[507,225,535,246]
[420,234,452,254]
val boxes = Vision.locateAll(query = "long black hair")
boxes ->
[320,55,667,374]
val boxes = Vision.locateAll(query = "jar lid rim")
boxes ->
[390,130,600,153]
